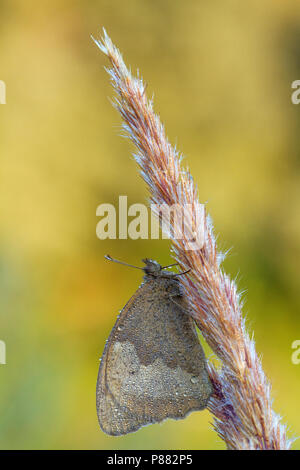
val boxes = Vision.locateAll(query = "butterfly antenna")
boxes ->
[105,254,144,270]
[173,269,191,277]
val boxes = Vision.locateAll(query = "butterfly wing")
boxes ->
[96,279,212,436]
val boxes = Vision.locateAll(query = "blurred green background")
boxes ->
[0,0,300,450]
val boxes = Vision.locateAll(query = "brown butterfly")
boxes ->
[96,256,212,436]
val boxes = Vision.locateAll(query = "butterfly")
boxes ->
[96,256,212,436]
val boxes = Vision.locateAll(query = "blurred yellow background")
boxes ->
[0,0,300,449]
